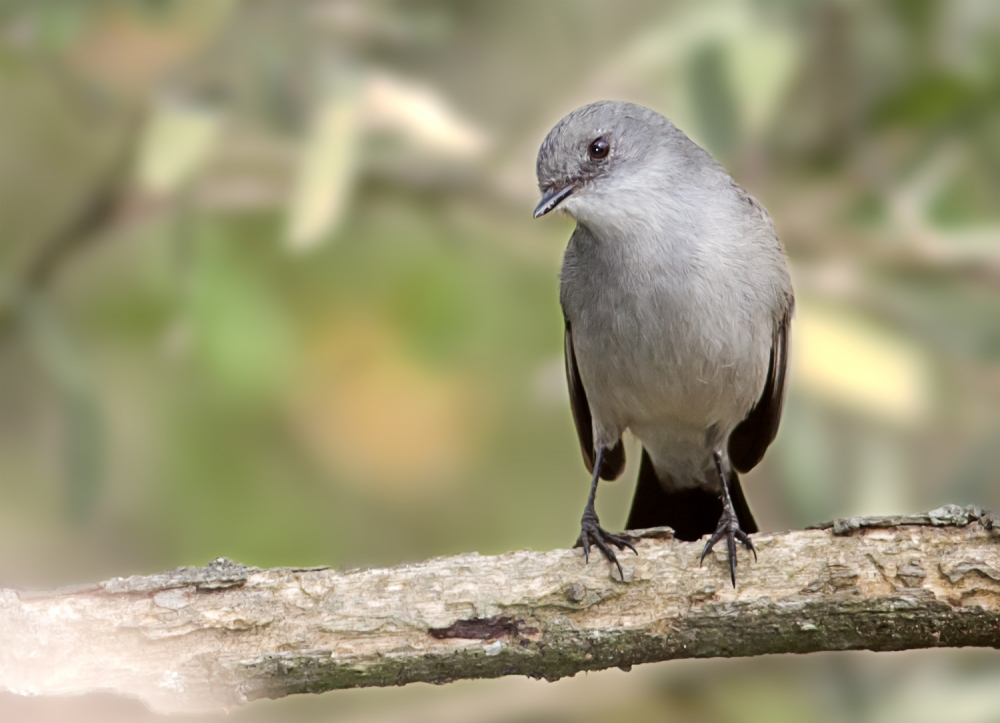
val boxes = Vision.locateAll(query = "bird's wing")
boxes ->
[564,318,625,480]
[728,302,793,473]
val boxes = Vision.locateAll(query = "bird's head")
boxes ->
[533,101,677,223]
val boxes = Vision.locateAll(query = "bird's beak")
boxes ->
[533,185,575,219]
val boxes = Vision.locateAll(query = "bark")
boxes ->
[1,506,997,714]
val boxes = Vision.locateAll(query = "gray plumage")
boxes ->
[535,101,793,582]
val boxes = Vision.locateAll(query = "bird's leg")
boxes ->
[700,450,756,587]
[577,445,637,579]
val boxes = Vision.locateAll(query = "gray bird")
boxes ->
[534,101,793,586]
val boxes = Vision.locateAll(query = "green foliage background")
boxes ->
[1,1,998,721]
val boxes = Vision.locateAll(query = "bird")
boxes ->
[533,101,793,586]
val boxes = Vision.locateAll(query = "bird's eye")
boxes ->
[588,137,610,160]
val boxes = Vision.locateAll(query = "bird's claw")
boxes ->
[576,511,637,580]
[700,507,756,587]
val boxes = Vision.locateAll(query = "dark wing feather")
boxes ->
[564,320,625,480]
[728,304,793,473]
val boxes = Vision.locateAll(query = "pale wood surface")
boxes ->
[2,506,997,714]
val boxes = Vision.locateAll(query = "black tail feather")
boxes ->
[625,448,757,541]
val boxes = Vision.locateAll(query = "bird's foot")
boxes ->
[576,509,637,580]
[700,505,756,587]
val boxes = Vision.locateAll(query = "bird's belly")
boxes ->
[571,298,769,442]
[577,335,745,430]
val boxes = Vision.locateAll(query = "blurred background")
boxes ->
[1,0,998,721]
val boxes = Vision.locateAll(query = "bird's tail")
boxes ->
[625,448,757,541]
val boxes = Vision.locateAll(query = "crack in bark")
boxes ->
[429,616,539,640]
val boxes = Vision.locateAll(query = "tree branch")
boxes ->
[2,506,997,714]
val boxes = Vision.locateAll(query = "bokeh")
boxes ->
[1,1,998,721]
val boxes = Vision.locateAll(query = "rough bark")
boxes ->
[1,506,997,714]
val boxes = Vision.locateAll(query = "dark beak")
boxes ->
[533,185,575,219]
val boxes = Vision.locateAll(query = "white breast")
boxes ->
[560,191,785,479]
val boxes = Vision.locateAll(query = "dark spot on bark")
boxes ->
[939,561,1000,584]
[428,616,537,640]
[690,585,718,604]
[979,511,995,531]
[896,560,927,588]
[800,564,859,595]
[564,582,586,603]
